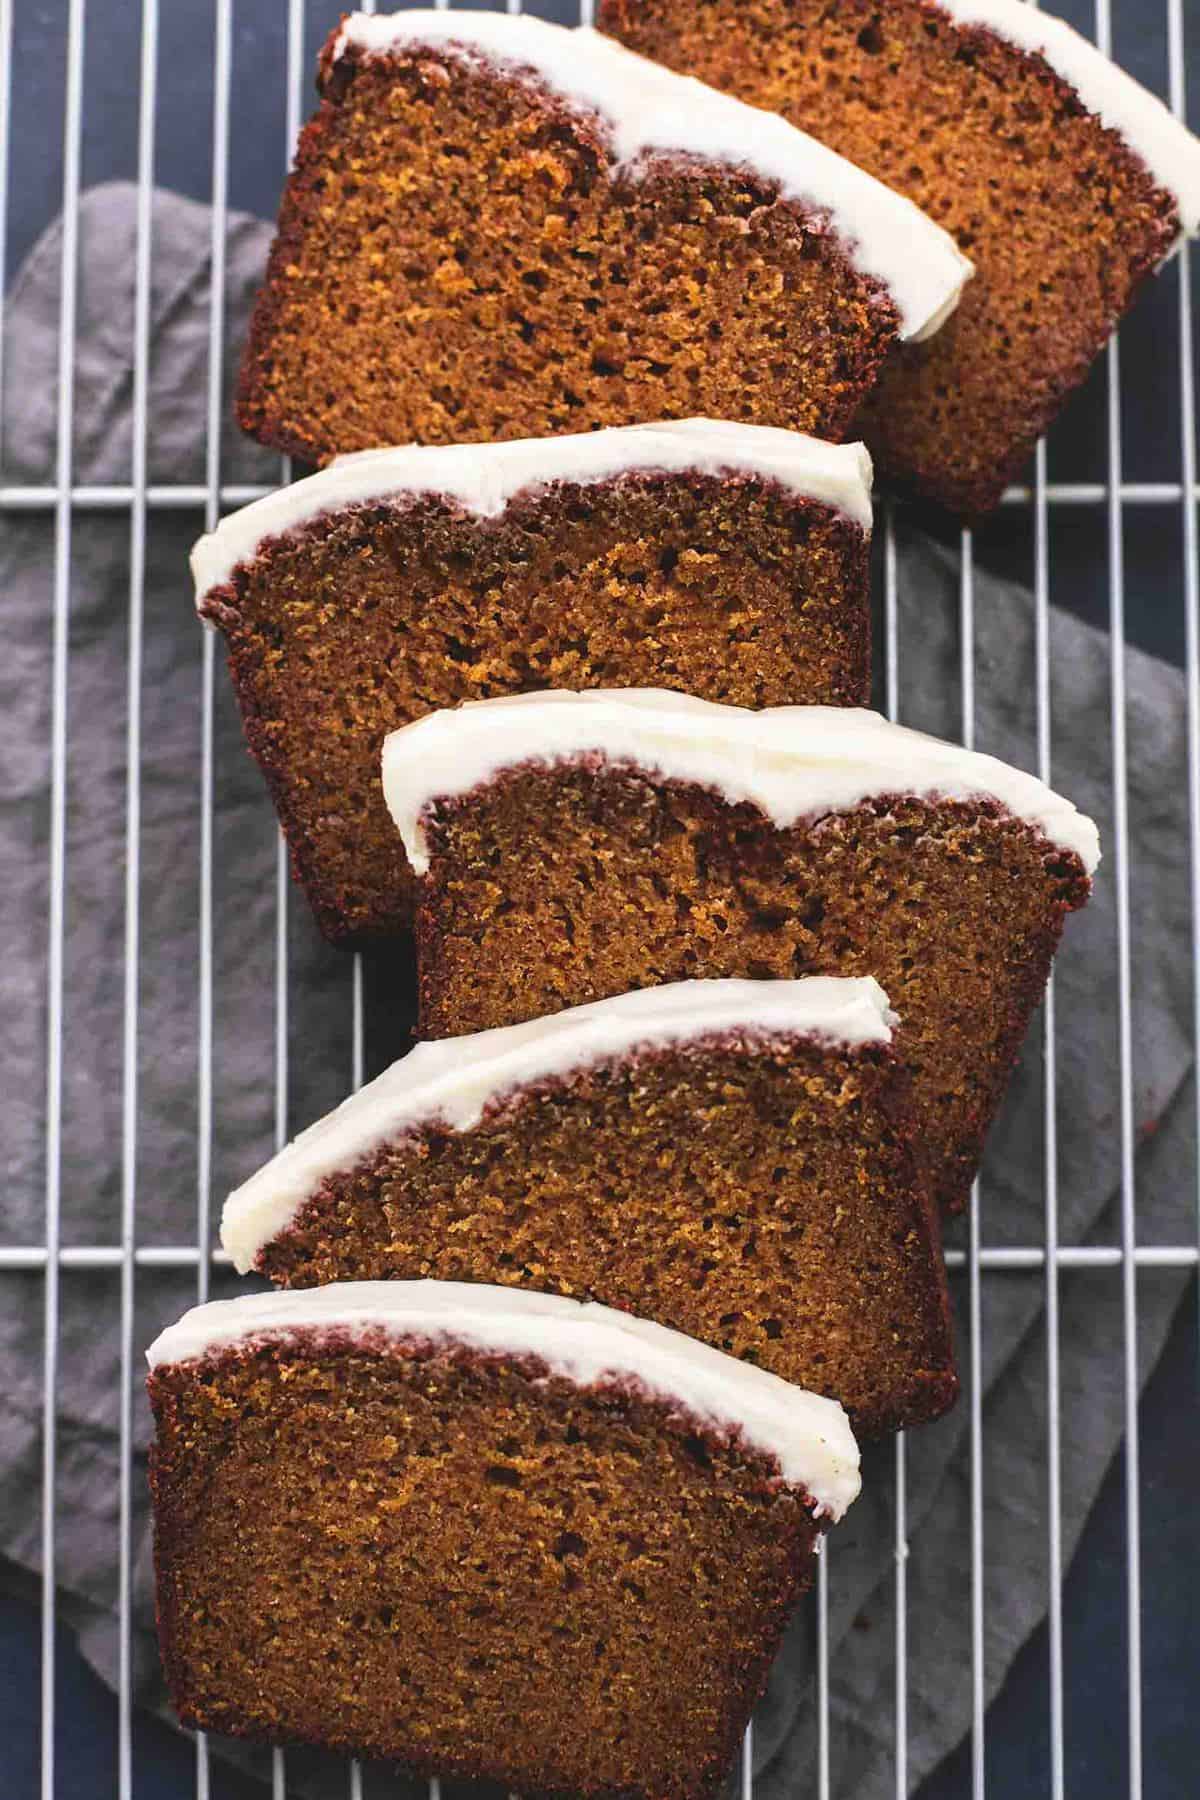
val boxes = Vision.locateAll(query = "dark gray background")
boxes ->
[1,3,1197,1796]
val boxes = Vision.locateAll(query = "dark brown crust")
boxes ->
[599,0,1181,517]
[251,1031,956,1435]
[149,1337,820,1798]
[236,31,901,462]
[200,473,871,944]
[411,767,1091,1212]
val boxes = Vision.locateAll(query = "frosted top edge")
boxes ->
[147,1278,862,1520]
[190,421,873,602]
[380,688,1102,877]
[219,975,895,1273]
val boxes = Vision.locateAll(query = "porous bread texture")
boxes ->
[201,474,870,942]
[150,1339,821,1799]
[252,1032,955,1436]
[237,27,909,462]
[600,0,1183,516]
[412,767,1092,1212]
[147,1278,862,1510]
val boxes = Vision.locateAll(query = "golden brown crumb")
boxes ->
[150,1343,819,1799]
[237,37,902,462]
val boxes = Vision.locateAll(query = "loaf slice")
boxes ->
[384,689,1099,1211]
[237,10,970,462]
[148,1281,859,1799]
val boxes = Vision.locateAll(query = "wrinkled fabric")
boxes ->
[0,184,1191,1799]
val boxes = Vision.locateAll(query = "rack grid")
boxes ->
[3,0,1197,1796]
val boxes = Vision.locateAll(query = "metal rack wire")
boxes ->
[2,0,1197,1796]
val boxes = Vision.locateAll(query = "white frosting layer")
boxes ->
[333,11,972,341]
[146,1279,862,1519]
[220,975,895,1274]
[932,0,1200,236]
[190,420,874,603]
[381,688,1101,877]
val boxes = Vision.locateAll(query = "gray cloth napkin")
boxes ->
[1,182,1192,1799]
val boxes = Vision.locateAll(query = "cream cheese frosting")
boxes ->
[332,11,973,342]
[146,1279,862,1519]
[931,0,1200,237]
[190,420,874,604]
[381,688,1102,878]
[219,975,895,1274]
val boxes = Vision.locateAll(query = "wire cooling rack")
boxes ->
[2,0,1198,1796]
